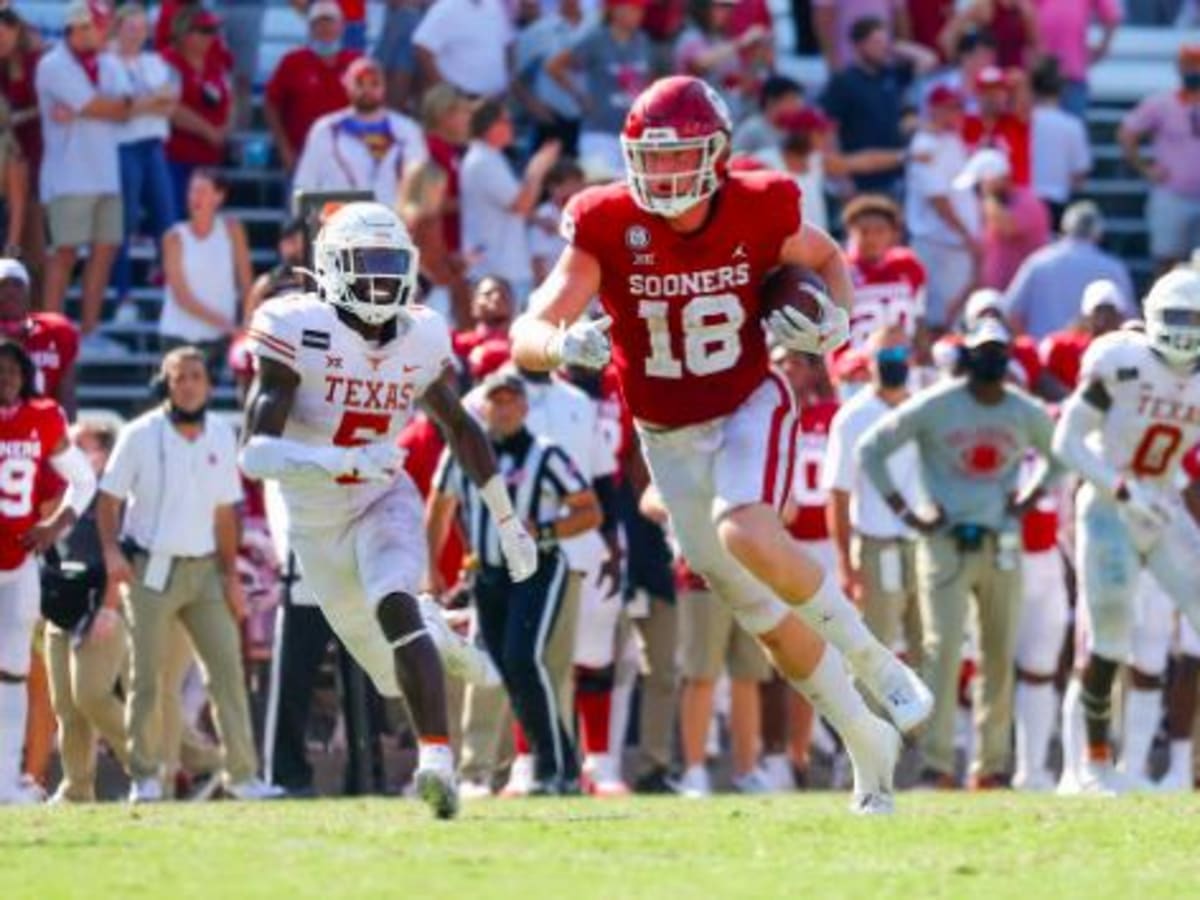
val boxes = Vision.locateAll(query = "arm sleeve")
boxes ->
[857,401,923,502]
[561,190,607,259]
[239,434,348,484]
[246,299,301,372]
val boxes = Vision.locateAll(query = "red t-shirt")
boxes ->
[265,47,361,154]
[846,246,927,349]
[0,398,68,571]
[427,134,463,253]
[1038,329,1091,391]
[786,399,837,542]
[399,414,464,590]
[19,312,79,401]
[164,47,232,166]
[563,171,802,427]
[0,46,43,170]
[963,113,1031,186]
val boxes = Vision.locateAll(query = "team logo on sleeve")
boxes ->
[302,329,332,350]
[625,225,651,250]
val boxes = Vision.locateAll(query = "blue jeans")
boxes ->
[168,160,198,223]
[113,138,177,301]
[1060,80,1089,120]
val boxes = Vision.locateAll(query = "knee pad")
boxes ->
[575,664,615,695]
[375,592,427,649]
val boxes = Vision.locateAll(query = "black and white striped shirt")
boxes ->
[433,427,589,570]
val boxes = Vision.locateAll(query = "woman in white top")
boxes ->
[111,3,178,316]
[160,169,252,372]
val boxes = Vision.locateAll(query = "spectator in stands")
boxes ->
[921,28,997,115]
[421,83,472,259]
[291,0,368,53]
[819,16,938,196]
[955,147,1048,292]
[413,0,515,99]
[963,65,1032,186]
[905,85,980,329]
[513,0,590,157]
[35,1,133,355]
[643,0,688,76]
[42,420,129,804]
[264,2,360,174]
[293,57,428,207]
[1028,58,1089,228]
[96,346,278,803]
[1037,279,1126,391]
[813,0,911,73]
[1033,0,1120,119]
[1118,44,1200,274]
[163,7,233,218]
[453,275,515,367]
[530,159,584,285]
[731,74,804,154]
[401,159,470,326]
[243,216,307,315]
[460,99,561,305]
[673,0,770,122]
[859,317,1063,789]
[111,2,178,326]
[0,9,42,269]
[546,0,652,175]
[939,0,1038,69]
[1005,200,1135,339]
[160,169,252,374]
[212,1,267,127]
[374,0,431,110]
[906,0,954,58]
[0,258,77,417]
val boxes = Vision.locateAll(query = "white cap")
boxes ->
[0,258,30,284]
[1081,279,1124,316]
[964,317,1011,348]
[963,288,1005,328]
[952,148,1011,190]
[308,1,343,21]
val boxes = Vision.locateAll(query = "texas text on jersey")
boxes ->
[562,170,803,428]
[0,397,68,570]
[245,293,453,526]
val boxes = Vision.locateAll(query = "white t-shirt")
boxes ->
[413,0,514,96]
[904,128,979,246]
[35,44,129,201]
[460,140,532,284]
[1031,103,1091,204]
[114,50,173,144]
[293,108,429,208]
[821,389,921,540]
[100,409,244,556]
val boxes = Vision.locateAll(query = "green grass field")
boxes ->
[2,793,1199,899]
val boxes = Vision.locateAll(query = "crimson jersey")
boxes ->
[562,171,802,428]
[786,399,837,541]
[1038,329,1091,390]
[17,313,79,399]
[0,398,68,570]
[846,248,926,349]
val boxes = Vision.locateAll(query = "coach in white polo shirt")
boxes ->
[35,2,145,352]
[96,346,277,803]
[412,0,514,97]
[822,326,924,663]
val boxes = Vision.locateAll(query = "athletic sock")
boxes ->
[513,722,531,756]
[789,644,874,740]
[575,684,612,756]
[0,681,28,791]
[417,738,453,774]
[1014,681,1055,779]
[1169,739,1194,780]
[793,573,882,673]
[1120,687,1162,778]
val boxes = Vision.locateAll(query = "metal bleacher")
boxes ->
[17,2,1200,416]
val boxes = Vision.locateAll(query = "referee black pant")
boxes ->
[475,551,578,783]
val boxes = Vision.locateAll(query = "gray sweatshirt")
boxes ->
[856,378,1064,532]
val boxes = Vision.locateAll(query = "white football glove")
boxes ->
[496,515,539,582]
[340,441,406,482]
[549,315,612,369]
[766,293,850,355]
[1117,478,1173,539]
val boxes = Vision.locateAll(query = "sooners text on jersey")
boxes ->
[563,170,802,428]
[0,398,67,570]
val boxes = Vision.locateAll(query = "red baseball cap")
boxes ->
[974,66,1009,90]
[190,9,221,30]
[928,84,965,108]
[727,154,767,172]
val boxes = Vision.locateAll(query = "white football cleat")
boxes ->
[458,779,493,800]
[419,595,501,687]
[1011,768,1055,793]
[845,715,901,816]
[226,777,286,801]
[858,651,934,736]
[1076,760,1124,797]
[501,754,534,798]
[1156,766,1194,793]
[416,742,459,819]
[128,777,163,805]
[675,765,712,799]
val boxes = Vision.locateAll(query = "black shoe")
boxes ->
[791,765,810,790]
[633,767,675,794]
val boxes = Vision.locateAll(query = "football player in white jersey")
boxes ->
[1053,269,1200,794]
[238,203,538,818]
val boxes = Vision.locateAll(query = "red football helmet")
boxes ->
[620,76,733,218]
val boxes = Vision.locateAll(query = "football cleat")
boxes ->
[501,754,535,798]
[1011,768,1055,793]
[128,777,163,805]
[845,715,901,816]
[415,768,459,820]
[1155,766,1195,793]
[858,651,934,736]
[418,594,501,687]
[1075,760,1124,797]
[226,777,286,801]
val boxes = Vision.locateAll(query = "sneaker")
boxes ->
[858,651,934,736]
[584,754,630,797]
[419,594,501,687]
[79,332,126,359]
[501,754,534,798]
[731,769,773,795]
[845,716,901,816]
[759,754,795,792]
[226,777,286,801]
[675,765,711,798]
[1011,768,1055,792]
[1076,760,1124,797]
[633,766,674,795]
[458,779,492,800]
[415,767,459,819]
[0,776,46,806]
[129,777,163,804]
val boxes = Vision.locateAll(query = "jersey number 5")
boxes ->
[332,410,391,484]
[639,293,744,379]
[1131,423,1183,477]
[0,457,37,517]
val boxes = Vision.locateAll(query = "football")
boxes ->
[760,264,829,325]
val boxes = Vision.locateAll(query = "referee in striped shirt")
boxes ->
[427,367,601,794]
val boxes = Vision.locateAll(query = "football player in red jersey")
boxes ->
[0,340,96,805]
[511,76,932,813]
[0,259,79,418]
[1038,279,1126,392]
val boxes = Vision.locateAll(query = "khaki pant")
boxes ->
[44,618,130,803]
[630,595,678,774]
[855,535,924,668]
[679,590,771,682]
[124,555,257,783]
[916,533,1022,778]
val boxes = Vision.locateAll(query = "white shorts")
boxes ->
[639,375,795,635]
[573,565,622,669]
[288,476,426,698]
[0,557,40,676]
[1015,548,1069,675]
